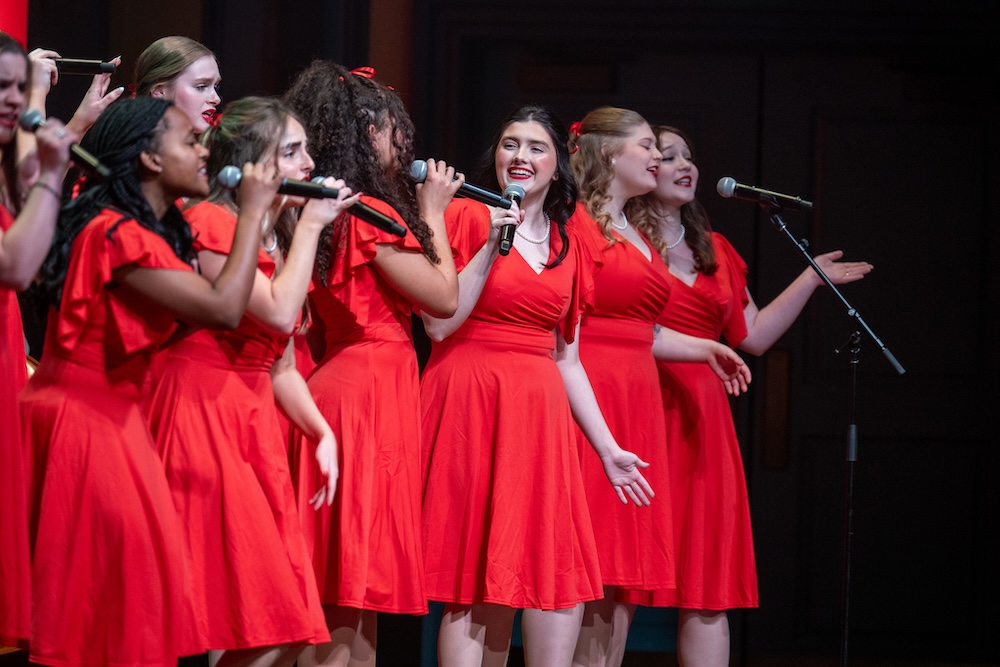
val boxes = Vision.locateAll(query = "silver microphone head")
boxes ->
[502,183,526,205]
[216,165,242,190]
[716,176,737,198]
[18,109,45,132]
[311,176,326,185]
[408,159,428,183]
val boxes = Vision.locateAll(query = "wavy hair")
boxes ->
[283,60,439,286]
[630,125,717,274]
[474,105,576,268]
[569,106,653,241]
[38,97,194,306]
[200,96,300,254]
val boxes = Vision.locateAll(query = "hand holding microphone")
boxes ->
[217,166,407,237]
[18,109,111,179]
[497,184,525,256]
[409,159,517,209]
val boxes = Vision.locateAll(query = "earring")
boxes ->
[611,158,616,166]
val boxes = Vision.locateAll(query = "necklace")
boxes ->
[612,211,629,230]
[261,232,278,254]
[664,224,686,250]
[516,220,551,244]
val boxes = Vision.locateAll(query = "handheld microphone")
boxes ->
[215,166,407,237]
[18,109,112,179]
[408,159,515,210]
[497,184,526,256]
[716,176,813,211]
[53,59,117,75]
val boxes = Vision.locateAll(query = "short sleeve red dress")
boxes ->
[146,201,329,649]
[0,205,30,646]
[291,197,429,613]
[421,200,603,609]
[621,232,758,610]
[19,210,196,666]
[569,204,676,591]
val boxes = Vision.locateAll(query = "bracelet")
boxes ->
[32,181,62,201]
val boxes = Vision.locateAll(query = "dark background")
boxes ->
[18,0,1000,665]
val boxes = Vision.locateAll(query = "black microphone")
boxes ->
[18,109,112,179]
[215,166,407,237]
[716,176,813,211]
[497,184,525,256]
[53,59,117,75]
[408,159,515,210]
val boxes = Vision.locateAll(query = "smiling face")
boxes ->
[494,120,558,202]
[653,130,698,208]
[0,50,27,146]
[148,106,210,199]
[610,122,661,198]
[153,55,221,134]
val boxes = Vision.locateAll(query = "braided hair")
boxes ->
[38,97,194,307]
[283,61,439,286]
[473,105,576,268]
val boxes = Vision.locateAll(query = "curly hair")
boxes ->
[630,125,717,275]
[283,60,439,286]
[133,36,215,97]
[38,97,194,307]
[0,32,27,214]
[473,105,577,268]
[569,106,654,242]
[200,96,300,254]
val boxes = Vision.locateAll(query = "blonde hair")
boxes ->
[133,36,215,97]
[569,106,653,241]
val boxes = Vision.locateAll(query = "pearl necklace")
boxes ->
[611,211,628,230]
[516,220,551,244]
[664,224,686,250]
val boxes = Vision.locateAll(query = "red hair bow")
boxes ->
[568,121,582,154]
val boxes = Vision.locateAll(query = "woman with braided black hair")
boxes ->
[283,62,460,667]
[19,96,280,667]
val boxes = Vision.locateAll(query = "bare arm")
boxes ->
[198,180,359,335]
[113,163,279,329]
[0,121,75,290]
[652,325,751,396]
[373,159,460,318]
[421,202,514,341]
[739,250,873,355]
[555,321,654,506]
[271,338,337,508]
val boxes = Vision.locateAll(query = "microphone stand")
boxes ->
[757,196,905,667]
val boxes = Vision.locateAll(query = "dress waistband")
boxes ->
[448,320,556,351]
[580,316,654,344]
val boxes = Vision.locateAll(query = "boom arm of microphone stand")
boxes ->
[767,210,905,375]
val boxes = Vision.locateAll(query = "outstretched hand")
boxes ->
[601,449,654,506]
[812,250,873,286]
[706,342,752,396]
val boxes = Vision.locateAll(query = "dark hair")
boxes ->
[631,125,717,274]
[474,105,576,268]
[201,96,299,253]
[39,97,195,306]
[0,32,27,213]
[133,36,216,97]
[283,60,439,285]
[569,106,652,242]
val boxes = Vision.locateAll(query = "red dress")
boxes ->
[569,205,676,591]
[291,197,428,613]
[421,200,603,609]
[0,205,30,646]
[146,202,328,649]
[622,233,758,610]
[19,210,195,666]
